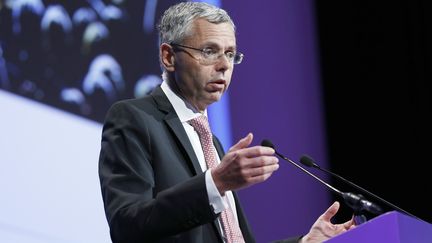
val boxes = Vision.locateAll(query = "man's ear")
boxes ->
[160,43,175,72]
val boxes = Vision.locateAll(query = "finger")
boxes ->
[321,201,340,221]
[228,133,253,152]
[343,216,356,229]
[237,145,276,158]
[246,170,276,184]
[240,156,279,169]
[247,163,280,177]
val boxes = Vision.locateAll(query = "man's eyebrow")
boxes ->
[201,42,237,51]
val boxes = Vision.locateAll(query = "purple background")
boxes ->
[222,1,331,242]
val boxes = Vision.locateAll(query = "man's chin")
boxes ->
[203,93,223,107]
[210,91,224,101]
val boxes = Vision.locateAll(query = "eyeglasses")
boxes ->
[170,43,244,65]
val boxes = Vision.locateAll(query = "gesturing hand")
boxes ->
[300,201,356,243]
[211,133,280,194]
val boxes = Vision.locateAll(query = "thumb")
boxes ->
[321,201,340,221]
[228,133,253,152]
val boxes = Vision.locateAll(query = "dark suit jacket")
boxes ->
[98,86,256,243]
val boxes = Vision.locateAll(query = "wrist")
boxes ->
[210,168,226,196]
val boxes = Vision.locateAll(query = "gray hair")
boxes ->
[157,2,236,81]
[157,2,235,46]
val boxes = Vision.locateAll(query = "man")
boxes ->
[98,2,354,243]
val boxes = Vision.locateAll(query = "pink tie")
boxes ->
[188,115,245,243]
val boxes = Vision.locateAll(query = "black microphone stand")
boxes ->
[343,193,372,225]
[300,154,421,222]
[273,150,381,225]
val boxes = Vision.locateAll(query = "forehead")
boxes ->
[186,18,236,46]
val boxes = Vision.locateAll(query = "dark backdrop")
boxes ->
[315,1,432,223]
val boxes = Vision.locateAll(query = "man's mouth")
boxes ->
[207,79,226,91]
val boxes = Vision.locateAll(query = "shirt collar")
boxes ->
[160,81,207,122]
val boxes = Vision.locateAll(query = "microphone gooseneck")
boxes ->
[261,140,343,196]
[300,154,421,221]
[261,139,382,217]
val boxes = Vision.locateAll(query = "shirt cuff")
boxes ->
[205,169,228,214]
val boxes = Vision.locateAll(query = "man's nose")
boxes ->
[214,53,231,72]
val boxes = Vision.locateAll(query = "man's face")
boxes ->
[172,18,236,112]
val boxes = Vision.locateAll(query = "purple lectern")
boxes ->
[326,211,432,243]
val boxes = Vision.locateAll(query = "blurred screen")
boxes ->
[0,1,224,242]
[0,0,178,122]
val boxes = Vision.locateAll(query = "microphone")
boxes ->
[261,139,382,216]
[300,154,421,220]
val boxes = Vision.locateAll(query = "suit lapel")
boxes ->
[165,113,203,175]
[151,86,203,176]
[213,136,225,160]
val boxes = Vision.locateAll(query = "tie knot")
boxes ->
[188,115,211,137]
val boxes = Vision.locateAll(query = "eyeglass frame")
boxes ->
[169,42,244,65]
